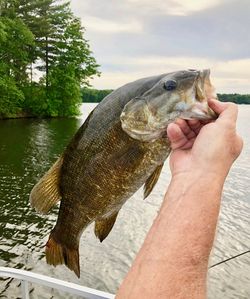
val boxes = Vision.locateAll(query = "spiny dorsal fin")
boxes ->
[144,163,163,199]
[29,156,63,214]
[94,211,119,242]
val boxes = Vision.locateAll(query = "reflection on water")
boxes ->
[0,116,83,298]
[0,104,249,298]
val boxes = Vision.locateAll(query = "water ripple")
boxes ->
[0,104,249,298]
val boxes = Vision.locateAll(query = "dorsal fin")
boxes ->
[94,211,119,242]
[144,163,163,199]
[29,156,63,214]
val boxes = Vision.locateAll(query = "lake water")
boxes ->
[0,103,249,299]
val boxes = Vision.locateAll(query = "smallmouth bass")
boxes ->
[30,69,217,277]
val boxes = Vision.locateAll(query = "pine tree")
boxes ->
[47,16,99,116]
[0,0,34,117]
[17,0,100,116]
[0,0,100,117]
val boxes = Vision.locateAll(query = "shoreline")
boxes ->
[0,102,248,121]
[0,112,80,120]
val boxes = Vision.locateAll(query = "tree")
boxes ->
[47,65,81,116]
[81,88,113,103]
[0,76,25,118]
[35,0,72,89]
[21,0,100,116]
[218,93,250,104]
[0,1,34,117]
[0,0,100,118]
[46,16,99,116]
[1,17,34,83]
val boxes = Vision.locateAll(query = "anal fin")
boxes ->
[94,211,119,242]
[144,163,163,199]
[29,156,63,214]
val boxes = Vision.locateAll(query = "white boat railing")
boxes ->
[0,267,115,299]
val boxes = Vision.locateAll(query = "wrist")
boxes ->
[159,169,224,267]
[170,166,227,189]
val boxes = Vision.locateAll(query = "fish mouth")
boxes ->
[180,69,218,121]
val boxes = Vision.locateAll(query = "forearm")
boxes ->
[116,170,225,299]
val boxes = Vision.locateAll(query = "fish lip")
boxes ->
[195,69,212,101]
[180,111,215,121]
[180,100,217,121]
[186,69,218,120]
[178,71,218,121]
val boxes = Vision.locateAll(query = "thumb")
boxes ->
[208,99,238,123]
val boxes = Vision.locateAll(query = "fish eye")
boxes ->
[164,80,177,91]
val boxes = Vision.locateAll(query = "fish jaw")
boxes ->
[180,69,217,120]
[179,101,217,121]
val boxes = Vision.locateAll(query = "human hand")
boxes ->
[116,100,243,299]
[167,99,243,180]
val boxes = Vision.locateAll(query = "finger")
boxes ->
[174,119,196,139]
[174,119,192,135]
[179,137,196,149]
[186,119,203,135]
[208,99,238,123]
[167,123,189,149]
[208,98,229,114]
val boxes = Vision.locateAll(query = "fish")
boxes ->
[30,69,217,277]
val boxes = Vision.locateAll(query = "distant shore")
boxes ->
[81,88,250,105]
[1,91,249,120]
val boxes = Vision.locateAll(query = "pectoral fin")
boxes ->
[94,211,119,242]
[144,164,163,199]
[29,156,63,214]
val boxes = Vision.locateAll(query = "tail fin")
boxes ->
[45,235,80,278]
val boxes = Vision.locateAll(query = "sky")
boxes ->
[70,0,250,93]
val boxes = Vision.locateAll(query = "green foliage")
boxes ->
[81,90,250,105]
[0,4,34,117]
[0,19,7,42]
[81,88,113,103]
[218,94,250,104]
[0,0,99,118]
[0,17,34,84]
[47,65,81,117]
[0,76,24,117]
[22,83,47,115]
[59,17,100,85]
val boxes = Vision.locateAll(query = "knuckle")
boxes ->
[238,136,244,153]
[230,136,243,158]
[228,102,238,111]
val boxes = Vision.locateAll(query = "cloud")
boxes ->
[90,56,250,93]
[83,16,143,34]
[70,0,250,93]
[71,0,224,19]
[126,0,223,16]
[75,0,250,61]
